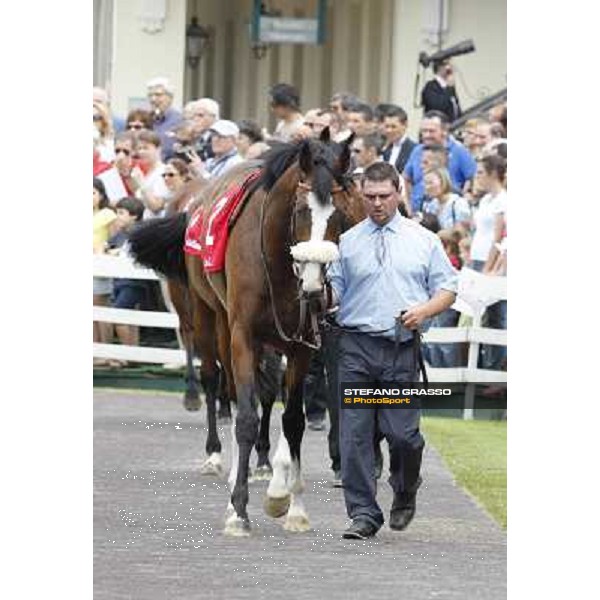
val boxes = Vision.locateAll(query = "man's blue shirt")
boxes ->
[403,137,477,212]
[153,107,183,160]
[327,212,458,341]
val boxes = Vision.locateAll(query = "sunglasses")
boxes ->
[162,172,178,179]
[93,114,102,122]
[364,193,394,202]
[115,147,131,156]
[128,123,144,130]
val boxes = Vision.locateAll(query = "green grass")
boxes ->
[422,417,507,528]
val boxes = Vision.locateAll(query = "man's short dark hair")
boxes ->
[330,92,360,111]
[383,105,408,124]
[374,103,396,121]
[116,196,145,221]
[348,102,374,122]
[423,110,449,127]
[237,119,263,144]
[362,162,401,191]
[432,59,450,75]
[269,83,301,110]
[360,132,386,155]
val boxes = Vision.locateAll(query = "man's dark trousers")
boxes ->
[303,348,328,422]
[323,326,342,473]
[338,331,425,530]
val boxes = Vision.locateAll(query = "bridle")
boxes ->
[259,170,353,350]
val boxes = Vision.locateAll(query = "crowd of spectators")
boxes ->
[92,78,507,378]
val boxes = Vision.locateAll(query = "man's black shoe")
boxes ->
[342,519,378,540]
[390,477,422,531]
[307,417,326,431]
[332,470,343,488]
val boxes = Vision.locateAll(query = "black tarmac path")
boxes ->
[94,390,506,600]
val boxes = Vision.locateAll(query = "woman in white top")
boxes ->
[422,168,471,230]
[470,154,507,272]
[128,130,170,219]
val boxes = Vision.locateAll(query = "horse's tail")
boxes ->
[128,213,188,283]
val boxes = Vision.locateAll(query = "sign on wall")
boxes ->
[251,0,326,45]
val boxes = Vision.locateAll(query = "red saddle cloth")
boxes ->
[184,170,261,273]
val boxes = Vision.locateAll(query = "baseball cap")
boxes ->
[210,119,240,138]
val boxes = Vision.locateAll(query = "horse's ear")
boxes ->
[299,139,313,175]
[319,126,331,143]
[339,133,354,174]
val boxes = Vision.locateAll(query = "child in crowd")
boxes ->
[93,178,117,358]
[106,197,147,364]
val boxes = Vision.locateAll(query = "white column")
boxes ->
[389,0,425,137]
[111,0,187,116]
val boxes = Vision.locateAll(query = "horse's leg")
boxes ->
[265,348,312,532]
[215,309,233,422]
[253,349,282,480]
[167,280,201,410]
[192,300,223,477]
[224,322,260,537]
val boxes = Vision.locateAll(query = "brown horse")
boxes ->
[160,175,280,478]
[129,131,366,536]
[162,177,208,411]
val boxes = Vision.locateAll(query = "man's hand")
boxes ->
[187,149,205,177]
[400,305,430,330]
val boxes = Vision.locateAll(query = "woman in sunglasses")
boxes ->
[162,158,191,197]
[93,101,115,161]
[125,109,153,133]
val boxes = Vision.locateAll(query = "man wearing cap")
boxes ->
[193,120,242,180]
[146,77,183,160]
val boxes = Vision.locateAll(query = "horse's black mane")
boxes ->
[258,141,303,193]
[257,137,350,206]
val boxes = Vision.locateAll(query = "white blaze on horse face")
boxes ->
[291,191,337,293]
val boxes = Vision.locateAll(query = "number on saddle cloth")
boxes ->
[183,170,261,272]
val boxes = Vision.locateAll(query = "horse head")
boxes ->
[288,130,365,295]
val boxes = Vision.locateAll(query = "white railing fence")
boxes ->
[94,255,506,419]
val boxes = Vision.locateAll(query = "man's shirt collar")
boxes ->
[367,211,403,233]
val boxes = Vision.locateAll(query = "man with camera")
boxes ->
[326,162,457,540]
[188,120,242,180]
[421,59,462,123]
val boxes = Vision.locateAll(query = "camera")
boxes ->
[418,39,475,69]
[172,141,195,164]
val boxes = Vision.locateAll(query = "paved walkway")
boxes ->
[94,390,506,600]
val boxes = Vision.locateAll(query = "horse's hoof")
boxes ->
[217,410,232,423]
[264,494,291,518]
[283,512,311,533]
[184,395,202,412]
[251,465,273,482]
[199,454,223,477]
[224,514,251,537]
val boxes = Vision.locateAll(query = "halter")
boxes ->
[259,175,350,350]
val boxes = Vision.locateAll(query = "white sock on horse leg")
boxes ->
[267,431,291,498]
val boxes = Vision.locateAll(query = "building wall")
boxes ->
[391,0,507,136]
[110,0,188,117]
[185,0,394,129]
[104,0,506,132]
